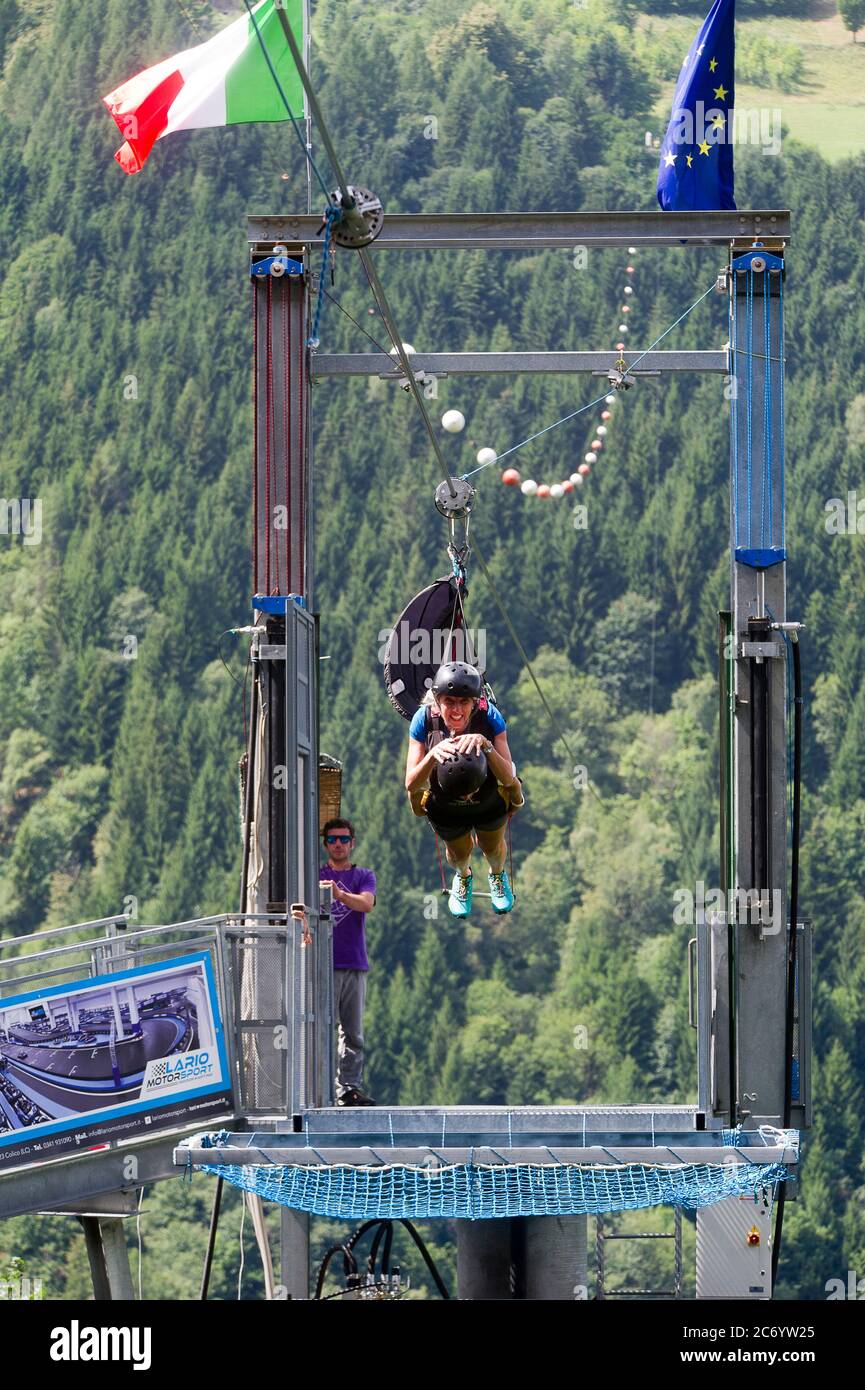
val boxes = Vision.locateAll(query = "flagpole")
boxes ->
[304,0,311,217]
[274,3,352,205]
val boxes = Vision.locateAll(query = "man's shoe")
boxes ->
[488,869,514,914]
[337,1087,376,1107]
[448,870,473,918]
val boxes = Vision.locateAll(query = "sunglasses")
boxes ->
[325,834,352,844]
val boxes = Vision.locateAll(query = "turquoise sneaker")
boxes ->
[448,870,473,918]
[488,869,514,914]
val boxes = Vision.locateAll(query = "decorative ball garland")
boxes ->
[436,248,639,499]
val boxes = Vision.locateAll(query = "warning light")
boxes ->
[747,1226,761,1247]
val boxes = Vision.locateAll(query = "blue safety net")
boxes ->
[197,1158,789,1220]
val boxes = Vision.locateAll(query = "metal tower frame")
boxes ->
[217,206,807,1298]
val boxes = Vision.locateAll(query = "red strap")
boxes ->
[435,833,446,892]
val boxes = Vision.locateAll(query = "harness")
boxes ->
[424,706,498,805]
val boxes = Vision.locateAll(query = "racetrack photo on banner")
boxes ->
[0,952,232,1172]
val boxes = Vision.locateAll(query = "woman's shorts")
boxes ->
[425,788,510,842]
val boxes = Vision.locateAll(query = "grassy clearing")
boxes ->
[639,4,865,162]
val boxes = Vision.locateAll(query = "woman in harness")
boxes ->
[404,661,522,918]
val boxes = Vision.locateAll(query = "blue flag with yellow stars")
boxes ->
[657,0,736,211]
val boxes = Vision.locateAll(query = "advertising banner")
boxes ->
[0,952,233,1172]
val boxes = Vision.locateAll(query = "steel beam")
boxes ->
[178,1142,796,1167]
[248,209,790,253]
[0,1120,234,1220]
[311,349,728,379]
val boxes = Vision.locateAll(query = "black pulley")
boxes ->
[383,576,479,720]
[329,186,384,248]
[434,477,475,519]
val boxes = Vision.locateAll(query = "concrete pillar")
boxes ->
[457,1216,589,1300]
[80,1216,136,1300]
[457,1219,512,1300]
[525,1215,588,1300]
[280,1206,309,1299]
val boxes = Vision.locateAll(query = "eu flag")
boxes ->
[657,0,736,211]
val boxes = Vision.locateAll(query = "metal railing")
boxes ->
[0,902,335,1123]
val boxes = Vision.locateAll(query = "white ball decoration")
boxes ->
[597,425,607,436]
[550,483,564,498]
[618,324,628,333]
[573,472,584,486]
[585,451,598,464]
[441,410,466,433]
[605,393,616,404]
[628,246,637,254]
[389,342,416,356]
[521,479,538,496]
[476,447,497,467]
[624,285,634,295]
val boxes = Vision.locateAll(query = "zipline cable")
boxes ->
[248,0,600,790]
[462,282,719,480]
[322,287,399,361]
[469,532,604,804]
[249,0,455,495]
[357,248,455,490]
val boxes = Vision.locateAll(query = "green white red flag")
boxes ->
[102,0,305,174]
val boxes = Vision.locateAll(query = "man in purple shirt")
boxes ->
[320,817,377,1107]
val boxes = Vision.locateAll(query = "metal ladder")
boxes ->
[596,1208,683,1299]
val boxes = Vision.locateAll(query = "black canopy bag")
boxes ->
[383,575,482,721]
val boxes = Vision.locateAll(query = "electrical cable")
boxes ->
[217,629,247,688]
[136,1185,145,1300]
[237,1191,246,1300]
[381,1219,394,1277]
[199,1174,224,1300]
[772,632,802,1292]
[368,1219,390,1275]
[322,287,401,362]
[313,1218,450,1299]
[397,1220,451,1299]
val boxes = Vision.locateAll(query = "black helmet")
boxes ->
[431,661,483,699]
[435,747,488,799]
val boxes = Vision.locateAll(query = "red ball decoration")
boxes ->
[536,484,552,498]
[578,463,590,477]
[616,341,625,351]
[601,410,612,420]
[591,439,602,450]
[561,479,574,493]
[501,468,522,486]
[626,265,635,274]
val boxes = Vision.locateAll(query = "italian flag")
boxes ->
[103,0,305,174]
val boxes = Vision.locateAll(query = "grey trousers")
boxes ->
[334,968,367,1097]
